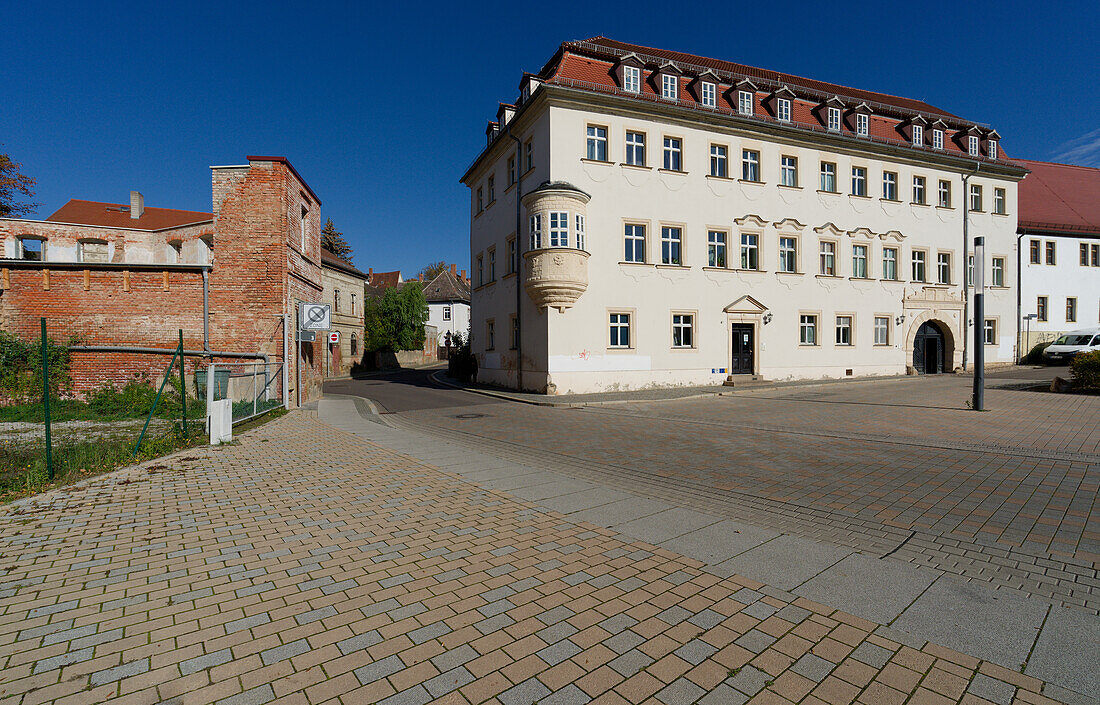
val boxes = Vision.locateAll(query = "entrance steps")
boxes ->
[723,374,766,387]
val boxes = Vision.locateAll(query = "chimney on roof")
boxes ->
[460,269,466,281]
[450,263,457,276]
[130,191,144,219]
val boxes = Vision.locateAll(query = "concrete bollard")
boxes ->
[208,399,233,444]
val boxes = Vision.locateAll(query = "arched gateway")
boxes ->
[913,320,952,374]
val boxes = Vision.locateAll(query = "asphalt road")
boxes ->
[323,367,500,413]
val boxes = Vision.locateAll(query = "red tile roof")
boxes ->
[366,270,402,290]
[46,199,212,231]
[1016,159,1100,235]
[320,248,369,279]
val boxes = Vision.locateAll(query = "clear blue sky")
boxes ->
[4,1,1097,278]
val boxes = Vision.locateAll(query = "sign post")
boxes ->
[972,237,985,411]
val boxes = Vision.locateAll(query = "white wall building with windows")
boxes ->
[423,266,472,346]
[1015,159,1100,352]
[462,37,1026,393]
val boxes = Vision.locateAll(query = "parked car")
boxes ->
[1043,327,1100,364]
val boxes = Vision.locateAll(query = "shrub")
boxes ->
[447,331,477,383]
[1022,341,1052,365]
[0,330,72,403]
[1070,350,1100,390]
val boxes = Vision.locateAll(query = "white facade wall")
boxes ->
[1019,234,1100,348]
[467,91,1023,393]
[427,301,471,345]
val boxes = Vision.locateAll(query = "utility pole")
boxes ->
[972,236,985,411]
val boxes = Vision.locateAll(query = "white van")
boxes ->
[1043,327,1100,363]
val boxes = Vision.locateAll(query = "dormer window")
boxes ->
[968,135,980,156]
[700,81,716,108]
[856,113,869,137]
[932,129,944,150]
[738,90,754,116]
[661,74,678,100]
[988,140,998,160]
[912,124,923,146]
[777,98,791,122]
[827,107,841,132]
[623,65,641,93]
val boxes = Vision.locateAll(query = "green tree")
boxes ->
[0,150,37,218]
[363,282,428,352]
[417,260,448,282]
[320,218,354,263]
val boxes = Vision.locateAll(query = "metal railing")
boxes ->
[202,360,285,426]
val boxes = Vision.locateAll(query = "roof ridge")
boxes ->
[1017,157,1100,173]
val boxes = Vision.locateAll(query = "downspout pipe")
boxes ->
[507,125,524,392]
[202,268,211,353]
[961,162,980,371]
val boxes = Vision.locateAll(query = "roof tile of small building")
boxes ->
[422,269,471,303]
[1016,159,1100,235]
[46,199,213,231]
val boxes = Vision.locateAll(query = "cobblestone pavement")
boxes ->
[361,372,1099,617]
[0,413,1086,704]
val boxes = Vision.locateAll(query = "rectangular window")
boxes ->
[851,167,867,196]
[992,257,1004,286]
[800,315,817,345]
[511,315,519,349]
[780,156,798,187]
[1037,296,1048,321]
[738,90,754,115]
[710,144,728,177]
[443,305,452,321]
[334,289,340,313]
[488,248,496,280]
[508,156,516,186]
[777,97,791,122]
[852,244,868,278]
[1081,243,1089,266]
[79,240,107,263]
[700,81,716,107]
[672,314,694,348]
[827,106,841,132]
[856,113,869,136]
[937,252,951,284]
[989,141,998,159]
[882,171,898,200]
[874,316,890,345]
[507,237,517,273]
[487,176,495,202]
[663,137,682,171]
[476,254,484,287]
[883,247,898,280]
[820,162,837,192]
[967,254,974,286]
[661,73,678,100]
[938,179,951,208]
[575,215,585,250]
[1046,241,1056,265]
[1067,297,1077,322]
[819,241,836,276]
[525,140,533,171]
[970,184,983,211]
[529,214,542,249]
[1093,244,1100,266]
[993,188,1006,214]
[623,66,641,93]
[740,233,759,270]
[661,226,682,265]
[983,319,996,345]
[913,176,926,204]
[932,129,944,150]
[968,135,980,156]
[708,231,728,268]
[549,211,568,247]
[1030,239,1041,264]
[835,316,852,345]
[609,313,631,347]
[742,150,760,181]
[476,188,483,212]
[486,320,495,350]
[300,206,308,251]
[912,251,927,282]
[625,131,646,166]
[586,125,607,161]
[624,224,646,263]
[912,124,923,146]
[779,237,797,273]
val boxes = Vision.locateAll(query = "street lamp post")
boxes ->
[973,237,985,411]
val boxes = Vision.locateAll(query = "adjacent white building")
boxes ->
[462,37,1027,393]
[1016,159,1100,351]
[423,265,471,346]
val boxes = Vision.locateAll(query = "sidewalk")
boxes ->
[0,408,1091,705]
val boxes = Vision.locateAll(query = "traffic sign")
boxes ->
[299,302,331,331]
[328,331,340,344]
[298,329,316,342]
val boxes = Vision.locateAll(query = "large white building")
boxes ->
[423,265,472,346]
[1015,159,1100,351]
[462,37,1027,393]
